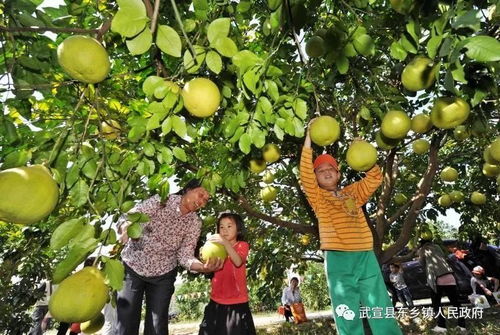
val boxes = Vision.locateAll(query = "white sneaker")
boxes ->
[431,325,447,333]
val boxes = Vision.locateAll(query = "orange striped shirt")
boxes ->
[299,147,382,251]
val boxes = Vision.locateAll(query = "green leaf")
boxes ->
[117,0,147,15]
[238,133,252,154]
[172,115,187,138]
[146,112,163,130]
[214,37,238,57]
[405,19,420,45]
[111,9,148,38]
[103,258,125,291]
[426,35,443,59]
[158,147,173,164]
[142,76,164,96]
[128,212,150,223]
[471,89,487,107]
[206,50,222,74]
[232,50,263,74]
[265,80,279,101]
[69,180,89,207]
[452,10,480,32]
[193,0,208,20]
[243,68,262,95]
[156,25,182,57]
[161,116,173,134]
[390,41,408,61]
[183,45,206,73]
[273,123,284,140]
[143,143,155,157]
[292,98,308,120]
[400,34,417,54]
[237,1,251,13]
[50,218,85,250]
[207,18,231,45]
[1,149,32,169]
[335,55,349,74]
[359,106,372,121]
[443,69,457,94]
[463,36,500,62]
[252,128,266,148]
[451,61,467,84]
[173,147,187,161]
[126,26,152,55]
[52,240,98,283]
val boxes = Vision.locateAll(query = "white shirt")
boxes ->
[281,286,302,305]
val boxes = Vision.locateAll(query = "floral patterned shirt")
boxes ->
[120,194,201,277]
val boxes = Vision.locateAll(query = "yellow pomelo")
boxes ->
[262,144,280,163]
[262,171,275,184]
[390,0,415,14]
[482,163,500,177]
[411,114,432,133]
[440,167,458,182]
[412,139,430,154]
[260,186,277,202]
[449,190,465,203]
[375,131,400,150]
[453,125,469,141]
[200,241,227,262]
[381,110,411,139]
[57,35,110,84]
[0,165,59,225]
[346,140,378,171]
[490,138,500,162]
[249,159,266,174]
[309,116,341,146]
[80,312,105,334]
[100,120,121,140]
[438,194,452,207]
[394,193,407,205]
[401,56,437,91]
[483,145,499,164]
[181,78,221,117]
[49,267,108,323]
[306,36,326,58]
[300,234,311,246]
[470,191,486,205]
[430,97,470,129]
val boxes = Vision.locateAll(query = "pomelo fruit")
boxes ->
[0,165,59,225]
[57,35,110,84]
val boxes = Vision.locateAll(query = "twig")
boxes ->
[0,25,99,34]
[150,0,160,34]
[169,0,198,65]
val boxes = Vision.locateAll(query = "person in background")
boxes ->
[198,213,256,335]
[470,265,499,306]
[389,263,414,308]
[281,277,302,322]
[299,119,402,335]
[28,280,52,335]
[419,239,466,333]
[116,179,223,335]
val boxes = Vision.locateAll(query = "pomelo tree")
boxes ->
[0,0,499,331]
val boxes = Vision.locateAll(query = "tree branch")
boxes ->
[232,193,317,235]
[380,133,443,263]
[0,25,99,34]
[375,149,396,240]
[143,0,154,18]
[150,0,161,34]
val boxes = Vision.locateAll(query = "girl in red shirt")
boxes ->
[198,213,256,335]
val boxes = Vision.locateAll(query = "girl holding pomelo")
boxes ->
[199,213,256,335]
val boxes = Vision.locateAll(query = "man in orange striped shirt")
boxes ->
[300,123,402,335]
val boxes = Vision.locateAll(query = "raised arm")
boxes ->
[348,164,383,206]
[299,126,321,208]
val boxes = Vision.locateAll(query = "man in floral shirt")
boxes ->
[116,180,223,335]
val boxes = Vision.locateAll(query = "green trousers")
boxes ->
[325,250,402,335]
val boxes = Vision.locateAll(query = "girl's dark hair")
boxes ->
[389,263,400,269]
[175,179,202,195]
[290,277,299,282]
[217,212,246,241]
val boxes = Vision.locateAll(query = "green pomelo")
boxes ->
[201,241,228,262]
[0,165,59,225]
[430,97,470,129]
[49,267,108,323]
[401,56,437,91]
[309,116,341,146]
[381,110,411,139]
[346,140,378,171]
[57,35,110,84]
